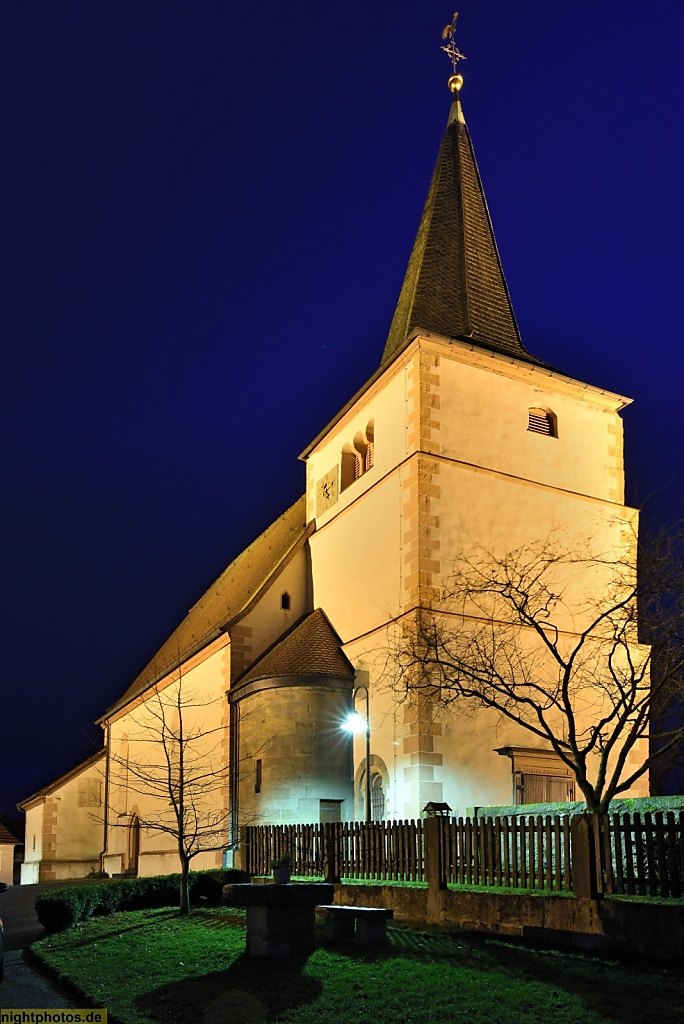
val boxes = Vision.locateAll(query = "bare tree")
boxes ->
[391,525,684,814]
[106,676,231,914]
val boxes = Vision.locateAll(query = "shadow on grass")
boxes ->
[134,950,322,1024]
[37,910,181,952]
[380,929,684,1024]
[480,936,684,1024]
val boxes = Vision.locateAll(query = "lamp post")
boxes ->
[343,683,372,823]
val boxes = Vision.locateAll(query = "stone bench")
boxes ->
[318,904,394,946]
[222,882,334,958]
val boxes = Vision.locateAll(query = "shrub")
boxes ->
[190,868,249,905]
[35,889,85,932]
[34,869,247,932]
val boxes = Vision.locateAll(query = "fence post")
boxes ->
[570,814,601,899]
[425,816,447,891]
[324,822,340,884]
[425,816,447,926]
[240,826,251,876]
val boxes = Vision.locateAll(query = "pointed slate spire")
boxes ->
[382,87,543,367]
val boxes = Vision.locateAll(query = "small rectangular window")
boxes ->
[254,758,262,794]
[78,777,102,807]
[319,799,343,823]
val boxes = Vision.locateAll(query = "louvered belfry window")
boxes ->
[528,408,555,436]
[340,420,375,492]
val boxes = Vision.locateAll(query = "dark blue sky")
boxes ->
[2,2,683,817]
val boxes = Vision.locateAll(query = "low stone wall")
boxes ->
[136,849,222,877]
[333,883,684,963]
[25,859,101,882]
[333,884,428,923]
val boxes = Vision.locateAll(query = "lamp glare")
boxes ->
[343,711,366,734]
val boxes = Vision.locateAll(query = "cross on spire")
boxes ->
[441,11,467,74]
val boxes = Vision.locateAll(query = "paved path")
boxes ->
[2,950,75,1008]
[1,883,80,1008]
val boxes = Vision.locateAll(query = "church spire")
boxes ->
[382,22,543,367]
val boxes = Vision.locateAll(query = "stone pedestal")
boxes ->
[222,882,335,958]
[246,905,315,957]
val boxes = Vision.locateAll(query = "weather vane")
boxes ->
[441,11,467,91]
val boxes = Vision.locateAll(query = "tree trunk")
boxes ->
[180,855,191,915]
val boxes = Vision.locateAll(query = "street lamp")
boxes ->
[343,683,372,823]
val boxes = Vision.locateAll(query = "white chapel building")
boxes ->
[20,76,648,882]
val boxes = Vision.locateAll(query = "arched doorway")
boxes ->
[124,814,140,875]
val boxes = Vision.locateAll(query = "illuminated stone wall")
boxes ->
[237,681,354,826]
[303,331,648,819]
[20,752,105,883]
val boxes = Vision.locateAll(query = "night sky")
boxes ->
[2,2,684,819]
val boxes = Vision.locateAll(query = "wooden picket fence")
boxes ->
[244,811,684,897]
[332,819,424,881]
[439,815,572,891]
[244,819,424,882]
[246,822,326,877]
[245,815,571,889]
[594,811,684,897]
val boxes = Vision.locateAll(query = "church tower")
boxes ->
[300,54,643,819]
[21,21,649,887]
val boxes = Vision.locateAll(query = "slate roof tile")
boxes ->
[236,608,354,685]
[382,96,549,369]
[0,822,19,844]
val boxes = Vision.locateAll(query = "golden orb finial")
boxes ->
[448,73,464,93]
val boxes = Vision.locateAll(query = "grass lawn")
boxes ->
[33,907,684,1024]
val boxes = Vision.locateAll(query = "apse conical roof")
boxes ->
[382,92,545,368]
[237,608,354,685]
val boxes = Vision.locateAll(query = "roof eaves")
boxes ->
[96,632,230,725]
[428,330,631,407]
[222,518,316,632]
[299,323,561,462]
[0,823,19,844]
[97,515,315,724]
[18,749,105,811]
[298,335,418,460]
[230,671,354,704]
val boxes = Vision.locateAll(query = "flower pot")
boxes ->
[272,867,291,885]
